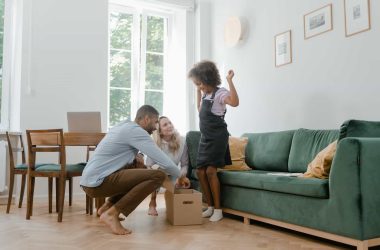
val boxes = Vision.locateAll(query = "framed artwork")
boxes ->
[304,4,333,39]
[344,0,371,37]
[274,30,292,67]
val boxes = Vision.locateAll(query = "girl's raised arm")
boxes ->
[224,70,239,107]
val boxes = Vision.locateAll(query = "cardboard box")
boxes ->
[164,188,202,226]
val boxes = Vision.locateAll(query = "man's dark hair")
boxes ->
[135,105,159,121]
[187,60,221,87]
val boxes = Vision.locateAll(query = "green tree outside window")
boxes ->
[109,11,133,126]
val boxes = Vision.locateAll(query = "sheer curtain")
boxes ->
[1,0,23,131]
[0,0,23,194]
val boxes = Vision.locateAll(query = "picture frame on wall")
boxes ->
[304,4,333,39]
[344,0,371,37]
[274,30,292,67]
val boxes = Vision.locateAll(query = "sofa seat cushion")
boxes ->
[218,170,329,198]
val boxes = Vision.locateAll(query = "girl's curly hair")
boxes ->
[188,60,221,87]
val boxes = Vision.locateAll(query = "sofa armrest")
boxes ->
[185,131,201,177]
[330,137,380,239]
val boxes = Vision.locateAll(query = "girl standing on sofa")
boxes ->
[188,60,239,222]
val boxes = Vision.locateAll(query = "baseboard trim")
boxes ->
[31,192,86,199]
[0,193,86,205]
[222,208,379,250]
[0,196,14,205]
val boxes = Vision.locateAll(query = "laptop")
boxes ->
[67,112,102,132]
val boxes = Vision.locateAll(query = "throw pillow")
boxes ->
[222,136,251,171]
[301,140,337,179]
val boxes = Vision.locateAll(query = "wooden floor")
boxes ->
[0,194,357,250]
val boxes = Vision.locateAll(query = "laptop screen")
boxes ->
[67,112,102,132]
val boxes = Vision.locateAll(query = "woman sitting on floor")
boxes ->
[146,116,190,216]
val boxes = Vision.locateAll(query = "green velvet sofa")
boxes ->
[186,120,380,250]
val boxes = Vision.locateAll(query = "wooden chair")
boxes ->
[26,129,86,222]
[5,132,74,214]
[86,146,95,215]
[5,132,27,213]
[64,132,105,215]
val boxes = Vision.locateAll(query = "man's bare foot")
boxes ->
[97,201,125,221]
[100,206,131,235]
[97,201,112,216]
[148,206,158,216]
[148,198,158,216]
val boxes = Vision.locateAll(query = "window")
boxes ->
[143,15,165,116]
[109,10,133,126]
[0,0,5,126]
[109,5,167,127]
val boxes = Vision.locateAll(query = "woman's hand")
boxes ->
[175,176,191,189]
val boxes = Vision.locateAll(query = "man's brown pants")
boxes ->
[82,169,166,216]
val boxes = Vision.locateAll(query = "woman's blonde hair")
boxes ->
[152,116,181,153]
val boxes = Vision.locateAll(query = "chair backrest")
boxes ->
[64,132,105,147]
[6,132,26,169]
[26,129,66,171]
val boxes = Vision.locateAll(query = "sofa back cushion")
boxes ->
[288,129,339,173]
[339,119,380,140]
[243,130,294,172]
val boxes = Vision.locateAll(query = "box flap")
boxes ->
[174,189,194,194]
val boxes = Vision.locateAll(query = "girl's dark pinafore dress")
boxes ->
[196,88,232,168]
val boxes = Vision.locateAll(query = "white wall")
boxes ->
[20,0,108,196]
[196,0,380,136]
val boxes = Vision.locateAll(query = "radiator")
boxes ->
[0,141,7,192]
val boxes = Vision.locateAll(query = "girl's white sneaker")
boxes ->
[209,209,223,222]
[202,206,214,218]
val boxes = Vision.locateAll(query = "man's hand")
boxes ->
[175,176,191,189]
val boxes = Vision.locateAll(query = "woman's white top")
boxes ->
[146,136,189,177]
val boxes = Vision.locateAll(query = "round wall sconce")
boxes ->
[224,16,243,47]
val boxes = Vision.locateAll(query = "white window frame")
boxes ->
[0,0,10,130]
[108,4,171,128]
[108,5,137,127]
[139,9,169,113]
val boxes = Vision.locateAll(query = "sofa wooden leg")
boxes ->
[244,217,250,225]
[357,241,368,250]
